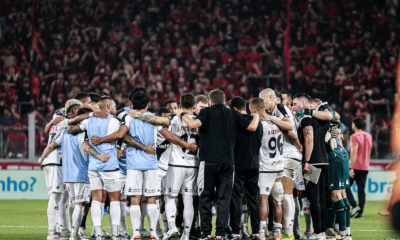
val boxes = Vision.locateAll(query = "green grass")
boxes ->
[0,200,398,239]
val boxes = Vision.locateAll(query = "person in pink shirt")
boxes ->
[346,118,373,219]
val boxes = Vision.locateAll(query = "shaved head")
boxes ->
[259,88,277,113]
[98,97,117,115]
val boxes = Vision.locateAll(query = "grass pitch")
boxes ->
[0,200,398,239]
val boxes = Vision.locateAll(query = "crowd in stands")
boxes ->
[0,0,399,158]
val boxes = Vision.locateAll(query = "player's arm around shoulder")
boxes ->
[128,109,170,126]
[82,141,110,162]
[91,117,128,146]
[246,113,260,131]
[177,109,202,128]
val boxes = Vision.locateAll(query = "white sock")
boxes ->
[183,195,194,234]
[346,227,351,235]
[48,193,62,232]
[91,201,102,227]
[58,191,69,231]
[120,198,127,231]
[110,201,121,236]
[260,221,267,234]
[71,204,84,236]
[165,195,177,230]
[130,205,141,236]
[140,201,147,230]
[147,204,160,234]
[273,222,282,237]
[68,199,75,232]
[162,212,168,232]
[283,194,294,236]
[101,202,105,221]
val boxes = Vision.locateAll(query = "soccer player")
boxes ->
[68,96,123,240]
[165,99,179,114]
[40,103,75,240]
[74,92,92,109]
[127,93,199,240]
[42,108,110,240]
[177,90,260,240]
[228,97,262,240]
[40,99,90,239]
[89,91,160,239]
[259,89,301,239]
[292,93,330,240]
[250,98,284,240]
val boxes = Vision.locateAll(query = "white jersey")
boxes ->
[271,104,302,160]
[42,118,68,166]
[156,125,171,171]
[169,114,199,167]
[259,120,284,172]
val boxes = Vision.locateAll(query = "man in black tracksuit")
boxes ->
[293,93,330,238]
[229,97,262,238]
[178,90,260,238]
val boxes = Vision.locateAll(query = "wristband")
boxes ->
[89,112,93,117]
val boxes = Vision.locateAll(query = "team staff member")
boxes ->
[177,89,260,239]
[346,118,373,219]
[228,97,262,239]
[292,93,330,240]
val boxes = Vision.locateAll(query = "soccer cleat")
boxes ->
[281,234,295,240]
[350,206,360,218]
[215,236,223,240]
[162,227,180,240]
[250,234,260,240]
[354,212,364,219]
[200,235,213,240]
[149,233,160,240]
[325,228,337,240]
[47,231,60,240]
[180,232,190,240]
[119,230,130,239]
[69,236,82,240]
[130,234,141,240]
[241,225,251,240]
[59,229,70,238]
[227,234,241,240]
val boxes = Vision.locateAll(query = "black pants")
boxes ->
[305,165,327,234]
[229,168,260,234]
[199,161,234,236]
[346,170,368,213]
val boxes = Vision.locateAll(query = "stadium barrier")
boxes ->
[0,169,395,200]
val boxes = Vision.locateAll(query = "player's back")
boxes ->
[169,114,199,167]
[43,118,68,166]
[259,120,284,172]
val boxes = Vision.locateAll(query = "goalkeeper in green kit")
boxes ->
[296,99,352,240]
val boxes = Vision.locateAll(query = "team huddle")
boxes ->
[39,88,352,240]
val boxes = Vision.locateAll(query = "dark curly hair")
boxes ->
[131,90,150,110]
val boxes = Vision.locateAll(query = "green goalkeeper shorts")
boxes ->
[327,147,350,191]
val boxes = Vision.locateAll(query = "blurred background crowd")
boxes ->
[0,0,399,158]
